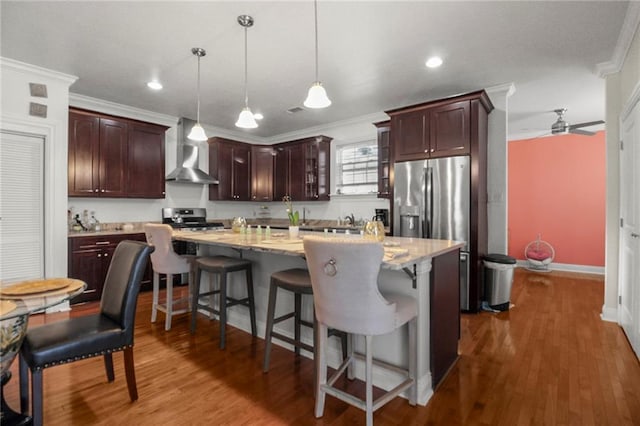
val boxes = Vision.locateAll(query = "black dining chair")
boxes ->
[18,240,152,425]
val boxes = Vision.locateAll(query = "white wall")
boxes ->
[485,83,515,254]
[0,57,77,278]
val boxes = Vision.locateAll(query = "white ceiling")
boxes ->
[0,1,629,140]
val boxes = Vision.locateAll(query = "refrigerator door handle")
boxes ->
[425,166,432,239]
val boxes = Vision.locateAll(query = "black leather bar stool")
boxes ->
[191,256,257,349]
[263,268,347,372]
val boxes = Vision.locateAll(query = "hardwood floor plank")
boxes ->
[4,269,640,425]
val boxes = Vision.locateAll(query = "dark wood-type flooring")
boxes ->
[4,268,640,425]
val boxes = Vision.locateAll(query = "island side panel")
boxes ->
[430,248,461,388]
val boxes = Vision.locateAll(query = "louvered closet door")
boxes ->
[0,130,44,283]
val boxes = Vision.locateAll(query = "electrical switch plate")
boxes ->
[29,102,48,118]
[29,82,48,98]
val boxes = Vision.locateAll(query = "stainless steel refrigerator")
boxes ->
[393,156,472,310]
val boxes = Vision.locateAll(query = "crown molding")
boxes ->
[596,1,640,77]
[266,111,388,144]
[0,56,78,86]
[69,93,178,127]
[485,82,516,98]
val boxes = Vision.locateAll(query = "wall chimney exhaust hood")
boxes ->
[166,118,218,184]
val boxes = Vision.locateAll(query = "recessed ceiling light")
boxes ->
[253,113,264,120]
[147,80,163,90]
[425,56,443,68]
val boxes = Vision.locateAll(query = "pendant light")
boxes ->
[187,47,208,141]
[235,15,258,129]
[304,0,331,109]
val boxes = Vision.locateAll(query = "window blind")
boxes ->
[0,131,45,283]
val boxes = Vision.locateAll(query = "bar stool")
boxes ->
[304,236,418,426]
[263,268,348,372]
[191,256,257,349]
[144,223,194,331]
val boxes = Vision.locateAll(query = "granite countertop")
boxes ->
[68,219,391,238]
[173,229,463,270]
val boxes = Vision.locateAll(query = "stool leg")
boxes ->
[246,267,257,337]
[191,267,202,334]
[347,333,355,380]
[294,292,302,356]
[314,322,328,418]
[219,272,227,349]
[365,335,374,426]
[263,281,278,372]
[151,271,160,323]
[165,273,174,331]
[209,273,217,320]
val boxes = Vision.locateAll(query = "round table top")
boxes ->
[0,278,86,320]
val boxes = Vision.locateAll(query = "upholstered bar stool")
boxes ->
[304,236,418,426]
[263,268,348,372]
[144,224,194,331]
[191,256,257,349]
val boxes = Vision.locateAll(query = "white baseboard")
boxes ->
[515,260,604,275]
[600,305,618,322]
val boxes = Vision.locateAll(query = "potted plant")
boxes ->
[283,195,300,238]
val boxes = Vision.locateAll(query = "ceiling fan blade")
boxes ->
[569,120,605,129]
[569,128,596,136]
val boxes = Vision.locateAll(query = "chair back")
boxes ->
[144,223,191,274]
[303,236,397,336]
[100,240,153,340]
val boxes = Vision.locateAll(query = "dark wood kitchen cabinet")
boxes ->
[68,108,167,198]
[251,145,275,201]
[374,121,391,198]
[126,121,167,198]
[68,233,152,304]
[386,90,493,312]
[388,98,473,162]
[274,136,331,202]
[208,137,251,201]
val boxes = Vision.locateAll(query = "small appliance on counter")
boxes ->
[373,208,389,227]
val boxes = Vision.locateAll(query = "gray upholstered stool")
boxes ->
[191,256,257,349]
[263,268,347,372]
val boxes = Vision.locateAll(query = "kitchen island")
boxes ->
[174,229,462,405]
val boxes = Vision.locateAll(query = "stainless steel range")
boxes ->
[162,207,224,231]
[162,208,224,255]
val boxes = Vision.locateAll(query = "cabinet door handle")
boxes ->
[95,188,99,193]
[101,189,105,193]
[97,253,102,258]
[632,233,640,238]
[95,241,110,245]
[104,253,109,257]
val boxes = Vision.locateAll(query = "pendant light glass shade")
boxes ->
[304,82,331,108]
[236,107,258,128]
[236,15,258,129]
[187,123,208,141]
[305,0,331,109]
[188,47,207,141]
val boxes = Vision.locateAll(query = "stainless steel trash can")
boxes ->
[483,254,517,311]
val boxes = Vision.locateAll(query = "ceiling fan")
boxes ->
[550,108,605,136]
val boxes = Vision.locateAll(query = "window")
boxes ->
[335,141,378,195]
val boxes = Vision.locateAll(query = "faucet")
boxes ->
[302,207,310,225]
[344,213,355,226]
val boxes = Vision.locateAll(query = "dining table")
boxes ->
[0,277,86,425]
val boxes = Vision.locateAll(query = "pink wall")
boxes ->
[507,131,605,266]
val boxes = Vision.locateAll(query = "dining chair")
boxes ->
[303,235,418,426]
[18,240,152,426]
[144,223,195,330]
